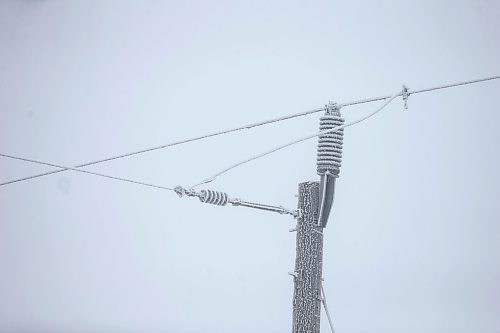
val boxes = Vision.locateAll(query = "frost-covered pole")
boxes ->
[291,181,323,333]
[291,102,344,333]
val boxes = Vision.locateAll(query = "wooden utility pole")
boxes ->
[291,181,323,333]
[290,102,343,333]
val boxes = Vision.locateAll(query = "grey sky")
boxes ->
[1,1,499,332]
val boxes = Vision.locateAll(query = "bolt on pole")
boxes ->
[291,181,323,333]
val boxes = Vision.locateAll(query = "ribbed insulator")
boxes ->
[199,190,229,206]
[317,109,344,176]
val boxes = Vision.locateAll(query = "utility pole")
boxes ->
[291,181,323,333]
[175,103,345,333]
[291,102,344,333]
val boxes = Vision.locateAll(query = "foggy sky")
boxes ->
[1,1,499,332]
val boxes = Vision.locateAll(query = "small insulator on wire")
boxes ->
[199,189,229,206]
[316,102,344,228]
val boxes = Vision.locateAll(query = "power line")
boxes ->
[0,153,175,191]
[189,74,500,187]
[1,75,498,188]
[0,106,323,186]
[321,285,336,333]
[339,74,500,107]
[0,153,299,215]
[190,92,400,188]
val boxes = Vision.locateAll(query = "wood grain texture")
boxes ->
[292,181,323,333]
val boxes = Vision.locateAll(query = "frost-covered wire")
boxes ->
[0,153,175,191]
[1,75,498,188]
[0,107,324,187]
[322,285,336,333]
[0,153,297,215]
[339,74,500,107]
[190,92,400,188]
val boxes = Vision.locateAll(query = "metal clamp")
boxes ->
[402,85,410,109]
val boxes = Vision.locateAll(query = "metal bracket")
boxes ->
[174,186,201,198]
[230,198,297,217]
[402,85,410,109]
[326,101,342,115]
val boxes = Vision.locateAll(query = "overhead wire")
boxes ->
[0,153,175,191]
[322,284,336,333]
[1,76,496,332]
[0,153,299,215]
[0,106,323,187]
[1,75,498,187]
[339,74,500,107]
[190,91,401,188]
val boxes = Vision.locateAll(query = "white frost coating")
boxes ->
[317,103,344,176]
[192,92,401,189]
[292,182,323,333]
[174,186,298,216]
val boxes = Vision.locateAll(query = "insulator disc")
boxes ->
[199,190,229,206]
[317,113,344,175]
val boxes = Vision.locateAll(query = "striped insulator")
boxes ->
[199,189,229,206]
[317,106,344,176]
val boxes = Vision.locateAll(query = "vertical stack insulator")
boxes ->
[316,105,344,176]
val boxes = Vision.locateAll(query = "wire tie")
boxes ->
[402,85,410,109]
[230,198,242,206]
[186,188,201,198]
[326,101,341,114]
[278,205,294,215]
[174,186,186,197]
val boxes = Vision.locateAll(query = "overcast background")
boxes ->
[1,1,500,332]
